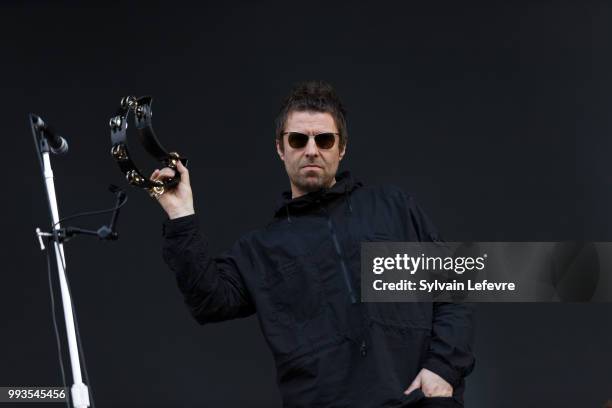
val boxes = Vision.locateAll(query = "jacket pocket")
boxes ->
[265,256,324,325]
[262,258,325,357]
[353,233,434,329]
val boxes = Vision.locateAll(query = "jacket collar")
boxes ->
[273,171,362,218]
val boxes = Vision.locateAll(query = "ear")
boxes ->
[276,138,285,161]
[338,143,347,161]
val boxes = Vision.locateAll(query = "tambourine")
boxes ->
[109,96,187,198]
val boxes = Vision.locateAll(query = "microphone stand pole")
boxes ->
[31,114,90,408]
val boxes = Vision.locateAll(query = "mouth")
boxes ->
[301,164,322,170]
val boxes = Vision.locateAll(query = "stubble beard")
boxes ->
[292,168,335,194]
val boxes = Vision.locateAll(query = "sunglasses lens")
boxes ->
[286,132,336,149]
[315,133,336,149]
[288,133,308,148]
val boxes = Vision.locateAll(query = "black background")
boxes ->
[2,1,612,407]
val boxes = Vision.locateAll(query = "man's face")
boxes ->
[276,110,346,198]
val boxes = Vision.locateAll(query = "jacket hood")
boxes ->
[273,171,362,220]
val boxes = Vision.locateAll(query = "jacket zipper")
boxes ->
[325,212,357,304]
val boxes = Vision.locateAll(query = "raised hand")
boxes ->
[150,160,195,220]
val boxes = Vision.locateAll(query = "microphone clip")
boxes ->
[35,185,127,250]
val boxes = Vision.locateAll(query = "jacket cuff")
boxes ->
[422,356,462,388]
[162,214,198,237]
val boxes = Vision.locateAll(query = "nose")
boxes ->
[304,136,319,158]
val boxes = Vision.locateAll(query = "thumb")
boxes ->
[176,160,190,184]
[404,373,422,395]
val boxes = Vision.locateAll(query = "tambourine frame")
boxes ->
[109,96,187,196]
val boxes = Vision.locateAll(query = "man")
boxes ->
[152,81,475,407]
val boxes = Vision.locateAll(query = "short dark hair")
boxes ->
[275,80,348,150]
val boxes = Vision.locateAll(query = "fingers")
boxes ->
[404,376,421,395]
[149,159,189,185]
[150,169,159,181]
[151,167,176,181]
[175,160,190,184]
[419,369,453,397]
[422,384,452,397]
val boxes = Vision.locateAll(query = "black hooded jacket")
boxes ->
[162,171,475,408]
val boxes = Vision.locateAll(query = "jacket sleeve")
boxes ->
[161,214,256,325]
[400,191,476,387]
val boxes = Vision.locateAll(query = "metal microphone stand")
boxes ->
[31,114,125,408]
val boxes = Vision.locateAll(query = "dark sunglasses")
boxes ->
[283,132,338,149]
